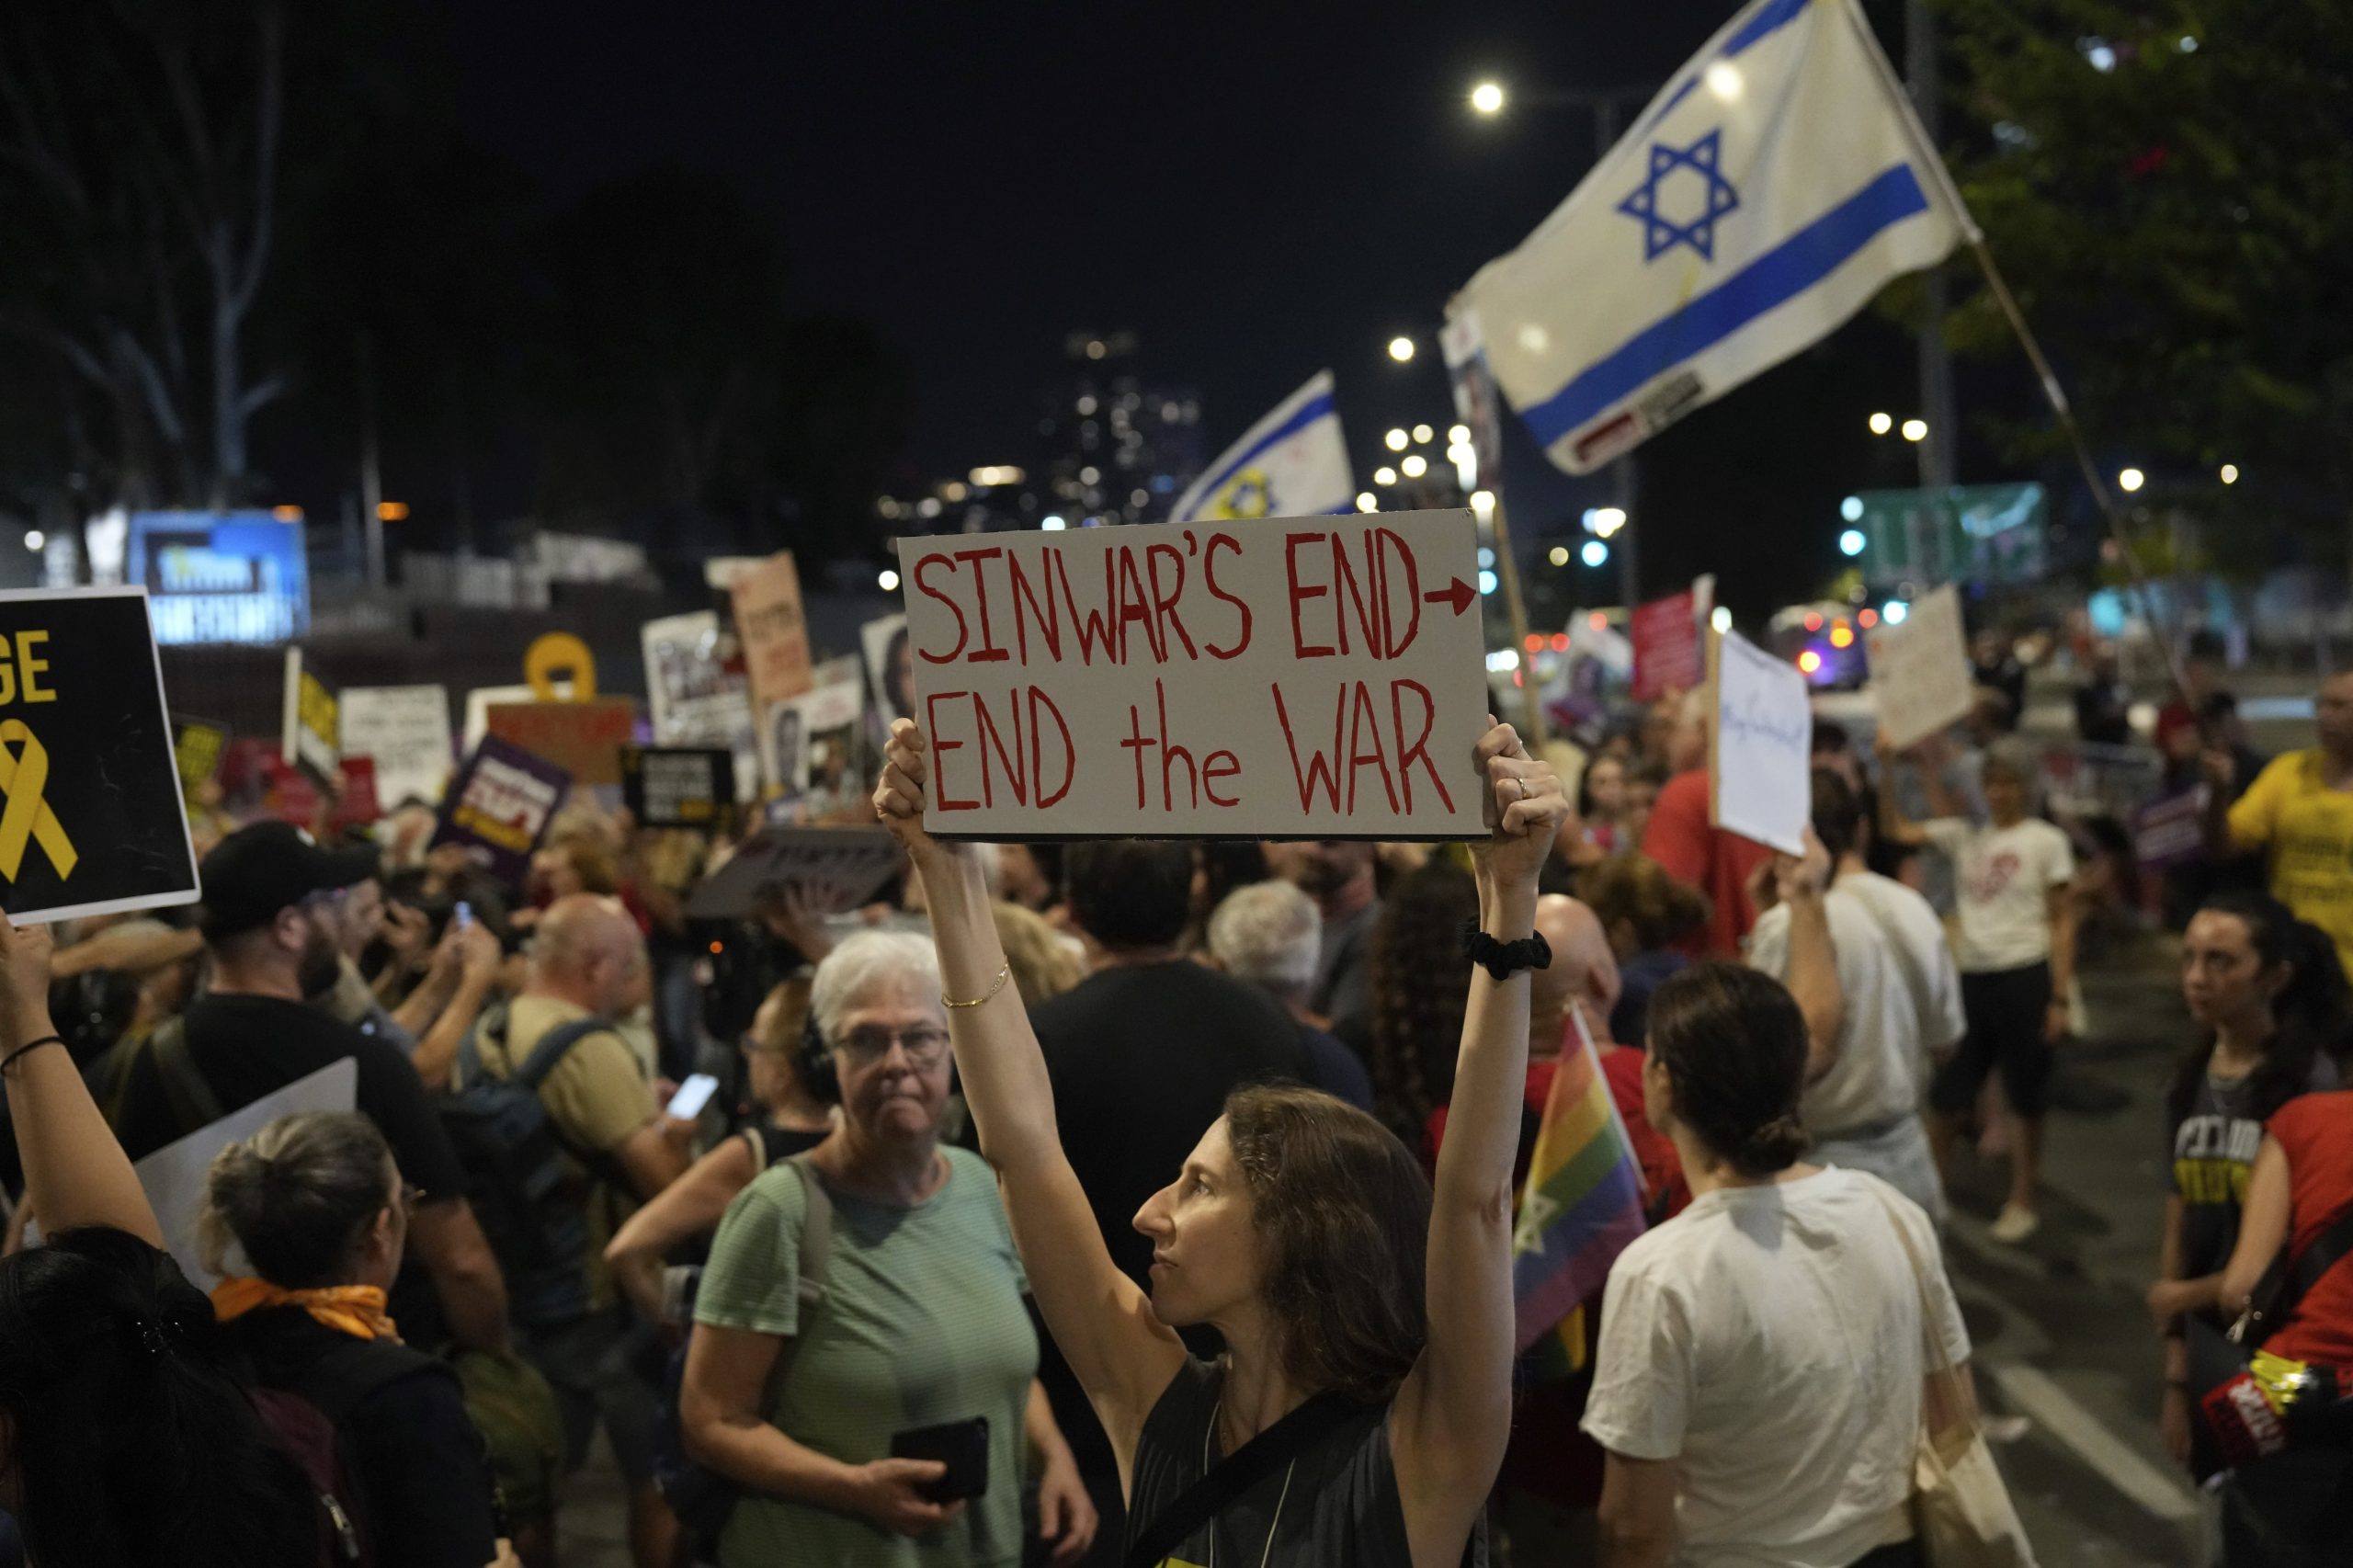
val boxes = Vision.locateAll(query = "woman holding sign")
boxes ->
[874,715,1562,1568]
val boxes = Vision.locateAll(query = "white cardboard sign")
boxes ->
[134,1058,358,1291]
[1864,584,1973,753]
[901,509,1489,839]
[339,685,454,810]
[1710,629,1813,856]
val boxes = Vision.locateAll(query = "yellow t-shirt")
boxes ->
[2227,749,2353,978]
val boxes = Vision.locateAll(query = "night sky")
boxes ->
[448,0,1959,615]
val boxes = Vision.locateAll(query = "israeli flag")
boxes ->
[1170,370,1355,523]
[1461,0,1975,475]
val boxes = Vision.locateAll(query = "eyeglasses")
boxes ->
[835,1026,951,1068]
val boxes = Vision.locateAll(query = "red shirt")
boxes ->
[1641,769,1774,957]
[2264,1093,2353,1369]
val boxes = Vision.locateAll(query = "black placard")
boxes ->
[0,589,199,920]
[620,744,736,829]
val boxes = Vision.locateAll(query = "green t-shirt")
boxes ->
[697,1144,1038,1567]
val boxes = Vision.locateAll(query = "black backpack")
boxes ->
[654,1153,833,1555]
[438,1012,613,1328]
[243,1335,463,1568]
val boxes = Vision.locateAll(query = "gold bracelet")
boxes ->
[942,961,1011,1010]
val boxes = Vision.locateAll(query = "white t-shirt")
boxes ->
[1745,891,1922,1134]
[1583,1168,1971,1568]
[1920,816,2075,973]
[1837,870,1968,1053]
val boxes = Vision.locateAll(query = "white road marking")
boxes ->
[1984,1362,2205,1526]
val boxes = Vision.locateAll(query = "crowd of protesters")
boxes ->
[9,619,2353,1566]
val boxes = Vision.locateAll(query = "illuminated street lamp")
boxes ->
[1869,412,1893,436]
[1469,81,1506,115]
[1412,424,1434,444]
[1356,493,1378,513]
[2220,463,2240,485]
[1400,454,1428,478]
[1387,335,1415,363]
[1374,466,1398,486]
[1899,418,1927,443]
[2119,467,2146,493]
[1385,428,1409,451]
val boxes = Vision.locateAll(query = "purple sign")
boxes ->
[2131,788,2206,872]
[428,735,571,887]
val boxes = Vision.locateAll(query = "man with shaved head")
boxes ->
[472,892,687,1567]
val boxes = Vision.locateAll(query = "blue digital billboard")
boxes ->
[127,511,311,644]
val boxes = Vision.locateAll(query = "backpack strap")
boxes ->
[1121,1390,1359,1568]
[513,1017,614,1093]
[150,1017,225,1133]
[2244,1200,2353,1346]
[779,1153,833,1312]
[296,1336,456,1426]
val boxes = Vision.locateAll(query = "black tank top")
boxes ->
[1124,1358,1487,1568]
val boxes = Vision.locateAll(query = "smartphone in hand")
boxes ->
[665,1073,721,1121]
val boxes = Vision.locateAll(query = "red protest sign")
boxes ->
[484,698,638,786]
[1631,587,1703,701]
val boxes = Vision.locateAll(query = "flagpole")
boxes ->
[1484,494,1549,744]
[1961,234,2191,699]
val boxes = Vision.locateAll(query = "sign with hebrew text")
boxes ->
[900,509,1489,839]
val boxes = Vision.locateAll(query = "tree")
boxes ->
[1933,0,2353,555]
[0,0,287,507]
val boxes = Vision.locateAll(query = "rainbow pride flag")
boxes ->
[1511,1011,1648,1372]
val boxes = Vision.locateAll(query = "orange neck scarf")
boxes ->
[210,1277,401,1343]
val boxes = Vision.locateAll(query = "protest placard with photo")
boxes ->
[337,685,453,810]
[899,508,1487,838]
[0,587,200,922]
[428,735,572,885]
[642,610,758,800]
[1709,628,1813,855]
[730,551,813,708]
[279,646,338,786]
[621,745,736,828]
[862,612,915,722]
[484,696,637,786]
[758,678,866,819]
[683,825,904,920]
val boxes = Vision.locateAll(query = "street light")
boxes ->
[1841,495,1864,521]
[1470,81,1506,115]
[1449,424,1472,446]
[1401,454,1428,478]
[1884,600,1910,625]
[878,568,901,592]
[2220,463,2239,485]
[1357,492,1378,513]
[22,531,42,552]
[1388,335,1415,363]
[1412,424,1434,444]
[1385,427,1408,451]
[1042,515,1067,530]
[1581,540,1609,568]
[1585,506,1626,538]
[1374,465,1398,486]
[1549,545,1570,566]
[1869,412,1893,436]
[1900,418,1927,443]
[2119,467,2146,493]
[1839,528,1866,556]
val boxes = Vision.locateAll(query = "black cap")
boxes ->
[198,821,381,941]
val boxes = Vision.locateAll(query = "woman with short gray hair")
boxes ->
[682,929,1097,1566]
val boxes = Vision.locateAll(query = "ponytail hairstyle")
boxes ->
[2167,892,2348,1128]
[1644,961,1811,1177]
[199,1111,397,1289]
[0,1227,317,1568]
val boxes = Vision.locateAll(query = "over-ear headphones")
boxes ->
[797,999,839,1106]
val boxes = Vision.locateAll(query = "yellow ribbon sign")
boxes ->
[0,721,75,881]
[525,633,597,702]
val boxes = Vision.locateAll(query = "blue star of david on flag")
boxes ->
[1617,128,1741,262]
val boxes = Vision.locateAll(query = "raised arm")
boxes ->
[874,722,1186,1466]
[1872,733,1934,849]
[1393,722,1565,1568]
[0,913,163,1246]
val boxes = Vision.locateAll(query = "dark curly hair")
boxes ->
[1646,961,1811,1177]
[1224,1084,1430,1402]
[1579,853,1711,953]
[1367,859,1481,1144]
[0,1226,318,1568]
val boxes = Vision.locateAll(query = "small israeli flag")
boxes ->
[1461,0,1974,474]
[1170,370,1355,524]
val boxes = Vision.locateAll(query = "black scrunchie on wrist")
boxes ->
[1461,919,1552,981]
